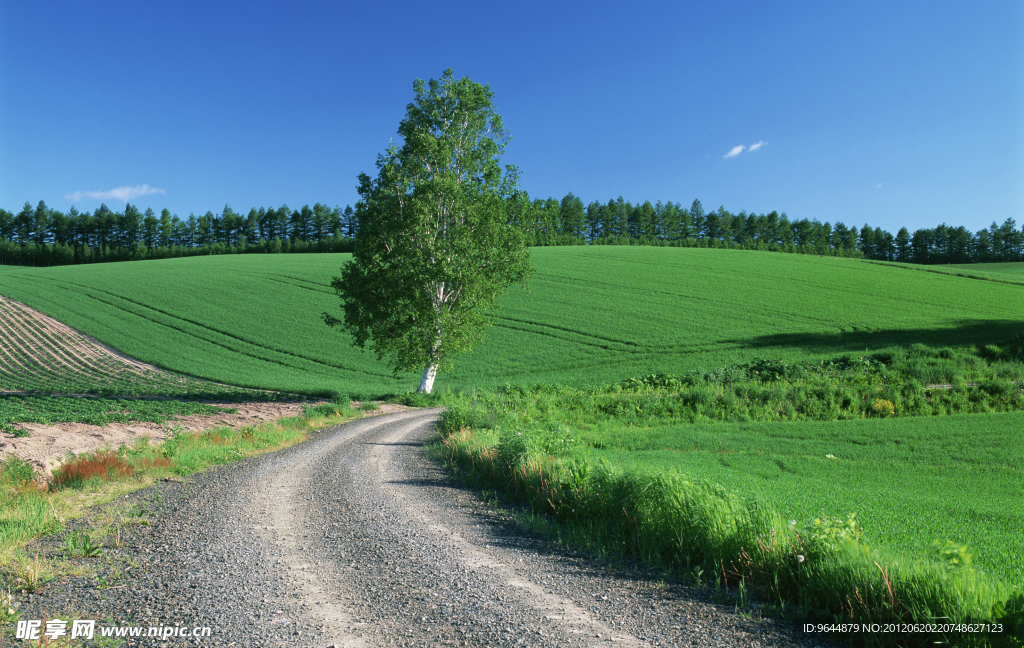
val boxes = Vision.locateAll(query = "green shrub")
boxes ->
[302,402,353,418]
[439,406,473,434]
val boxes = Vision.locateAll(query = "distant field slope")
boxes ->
[945,261,1024,279]
[0,248,1020,396]
[865,259,1024,285]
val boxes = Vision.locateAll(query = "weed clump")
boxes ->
[871,398,895,417]
[63,532,103,558]
[303,402,353,418]
[50,452,134,491]
[0,456,35,486]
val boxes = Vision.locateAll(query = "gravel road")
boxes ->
[20,409,823,647]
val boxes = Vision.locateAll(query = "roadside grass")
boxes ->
[431,355,1024,581]
[430,350,1024,646]
[0,400,357,567]
[426,346,1024,583]
[433,416,1023,647]
[1,247,1021,397]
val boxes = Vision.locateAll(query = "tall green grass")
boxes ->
[0,457,51,557]
[0,247,1020,397]
[435,409,1024,647]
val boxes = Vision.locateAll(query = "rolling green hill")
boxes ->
[1,247,1020,397]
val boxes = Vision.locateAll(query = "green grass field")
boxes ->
[587,412,1024,583]
[0,247,1020,397]
[2,247,1022,639]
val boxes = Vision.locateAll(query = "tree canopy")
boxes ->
[324,70,532,393]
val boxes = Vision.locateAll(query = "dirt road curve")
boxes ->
[25,410,817,647]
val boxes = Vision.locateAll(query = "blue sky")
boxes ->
[1,0,1021,234]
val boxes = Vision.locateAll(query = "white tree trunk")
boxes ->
[418,362,437,394]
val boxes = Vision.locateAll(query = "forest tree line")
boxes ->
[1,194,1022,267]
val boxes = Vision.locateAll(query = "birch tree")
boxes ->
[323,70,531,393]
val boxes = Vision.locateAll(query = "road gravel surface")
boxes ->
[21,409,823,647]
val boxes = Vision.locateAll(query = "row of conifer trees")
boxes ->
[1,195,1021,267]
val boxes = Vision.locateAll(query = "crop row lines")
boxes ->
[0,329,115,391]
[0,307,123,382]
[0,295,244,397]
[0,323,124,388]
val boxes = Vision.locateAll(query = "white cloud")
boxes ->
[873,183,884,189]
[723,141,766,158]
[64,184,166,203]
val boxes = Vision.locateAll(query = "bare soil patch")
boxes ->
[0,400,409,476]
